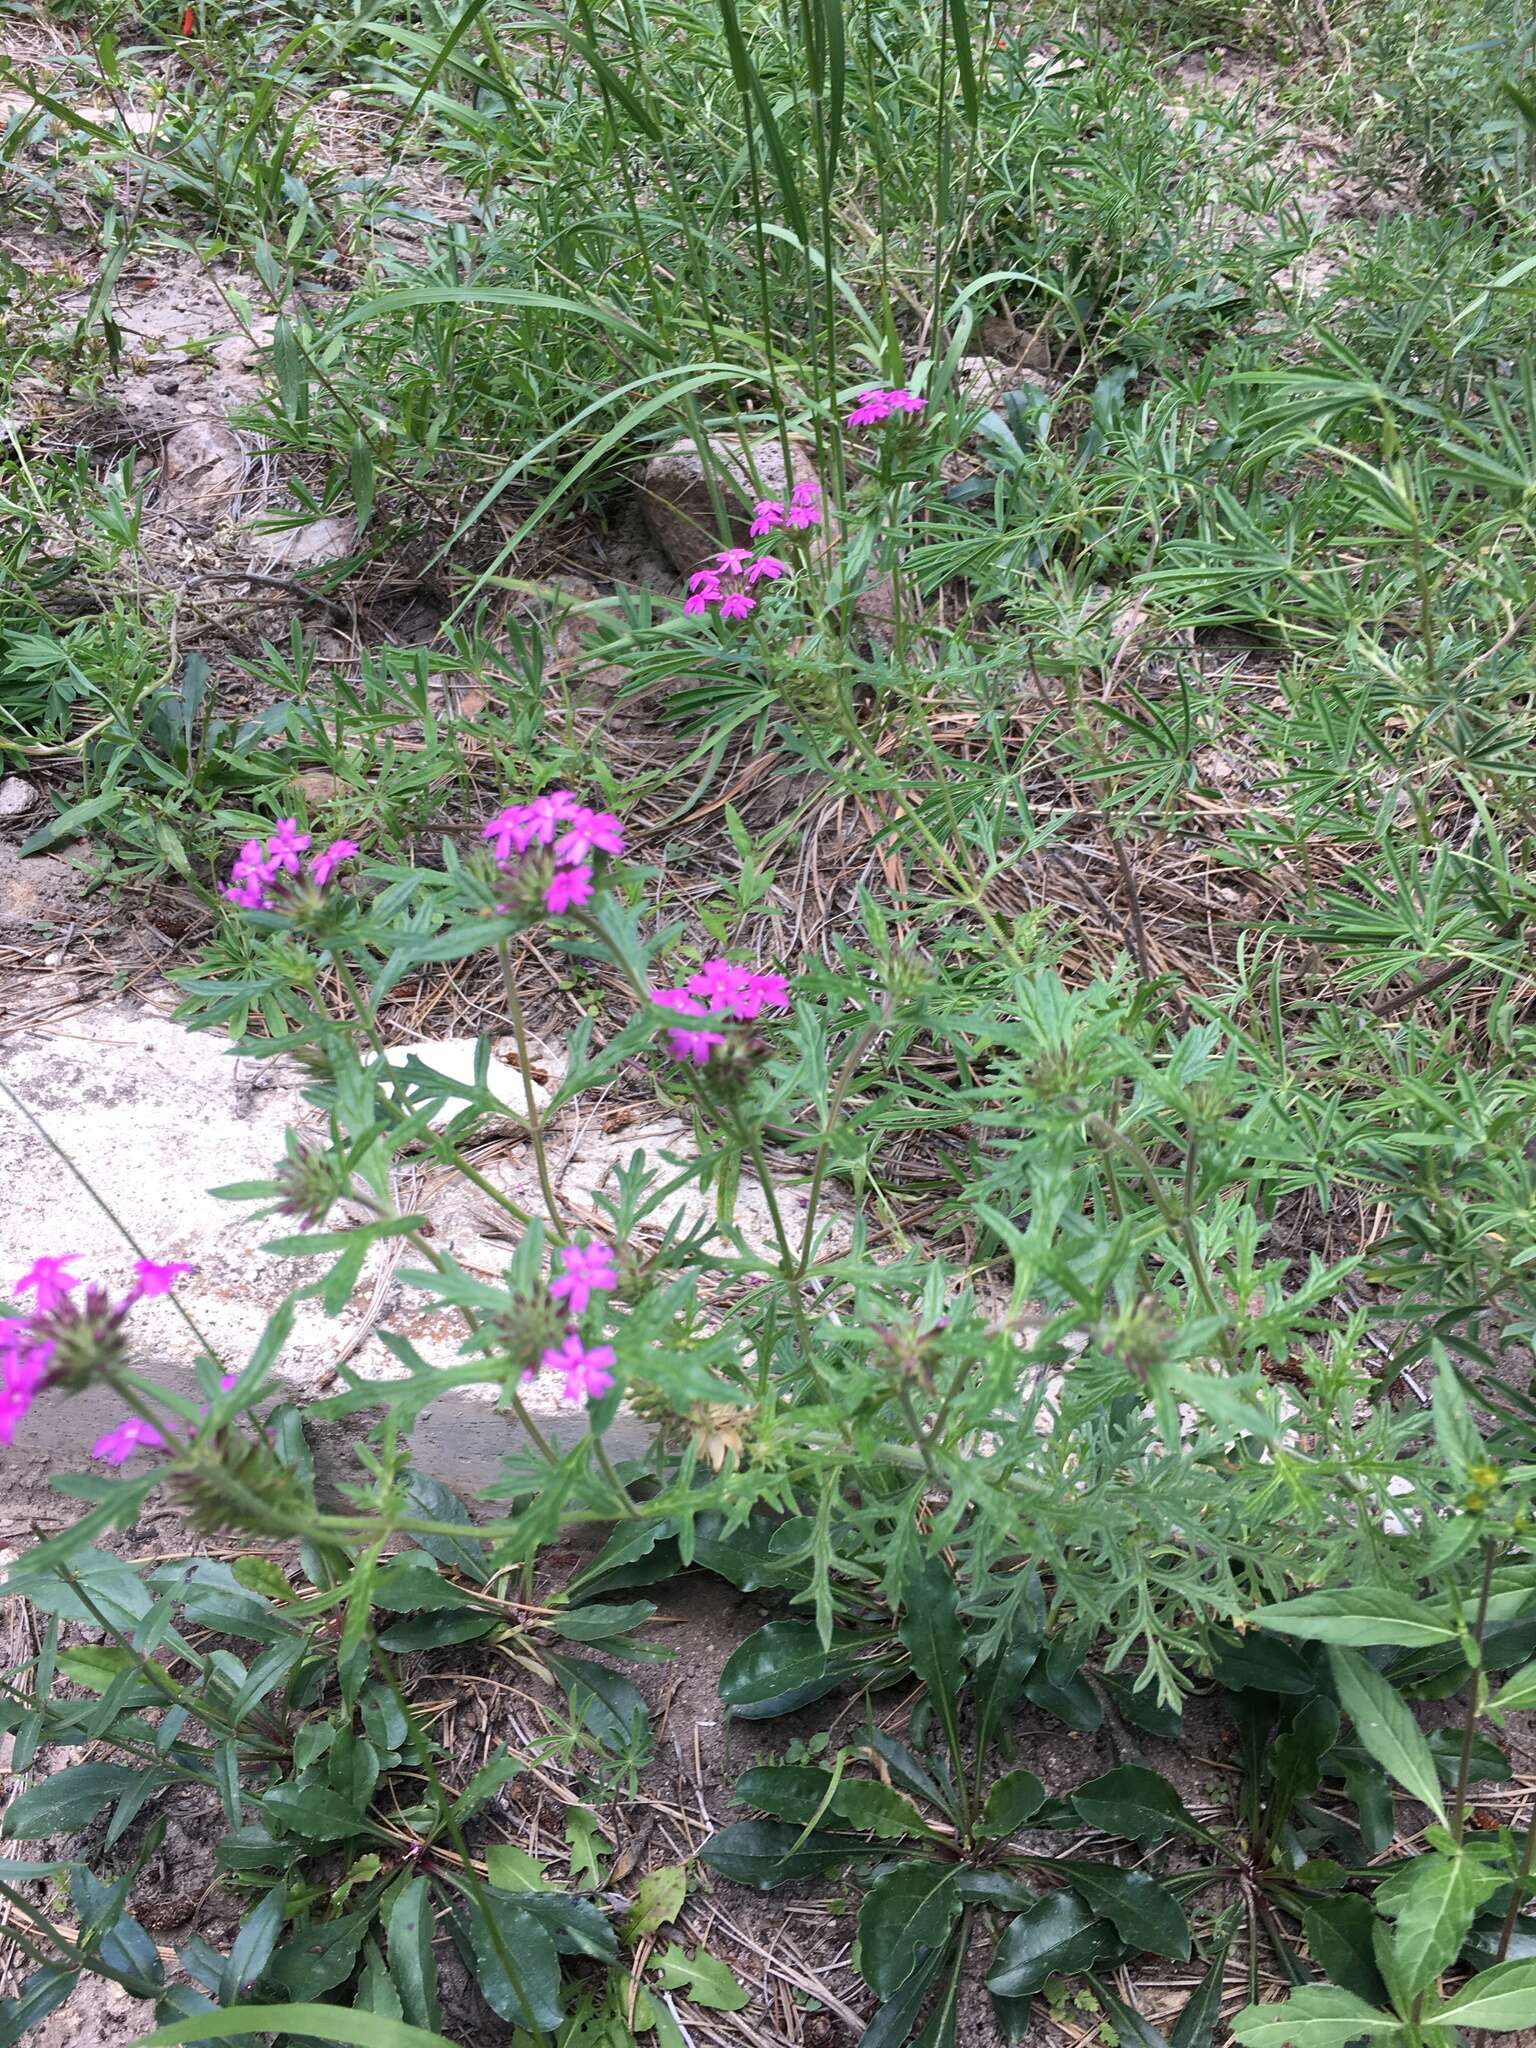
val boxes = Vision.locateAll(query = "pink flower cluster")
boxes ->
[1,1255,194,1454]
[651,958,791,1065]
[845,385,926,429]
[749,477,823,539]
[224,819,360,910]
[535,1238,618,1405]
[684,548,788,623]
[482,790,624,918]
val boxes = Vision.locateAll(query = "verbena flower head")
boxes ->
[128,1258,196,1303]
[653,989,728,1066]
[0,1320,53,1448]
[685,959,791,1020]
[223,821,362,912]
[688,568,723,594]
[746,555,786,585]
[540,1333,617,1406]
[15,1254,81,1315]
[545,865,594,916]
[484,790,622,921]
[92,1415,166,1464]
[549,1239,618,1318]
[683,590,714,616]
[846,385,925,429]
[713,547,753,576]
[749,499,784,537]
[555,806,624,865]
[718,590,755,621]
[308,839,360,889]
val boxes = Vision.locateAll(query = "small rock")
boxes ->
[160,417,245,517]
[952,354,1060,417]
[639,435,822,577]
[0,777,38,820]
[366,1039,556,1130]
[289,769,347,803]
[255,513,359,571]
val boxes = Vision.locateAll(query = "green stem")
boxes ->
[497,939,568,1242]
[795,1007,887,1273]
[1450,1537,1499,1844]
[1497,1796,1536,1960]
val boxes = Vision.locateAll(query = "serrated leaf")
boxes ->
[1230,1985,1402,2047]
[1375,1846,1501,2000]
[627,1864,687,1940]
[1250,1590,1456,1648]
[1327,1647,1446,1824]
[1429,1958,1536,2029]
[649,1942,751,2011]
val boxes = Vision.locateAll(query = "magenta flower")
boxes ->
[746,555,786,586]
[128,1258,195,1303]
[846,388,894,427]
[688,568,723,594]
[91,1415,167,1464]
[718,590,755,621]
[555,807,625,864]
[786,498,822,530]
[307,838,360,888]
[546,864,594,916]
[685,959,790,1019]
[484,792,580,862]
[887,388,926,414]
[791,479,821,507]
[14,1255,81,1315]
[749,499,784,537]
[540,1333,617,1406]
[713,547,753,576]
[549,1238,618,1317]
[683,590,715,616]
[653,989,728,1065]
[0,1322,52,1448]
[265,817,311,876]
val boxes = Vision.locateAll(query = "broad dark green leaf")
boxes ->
[986,1893,1112,1998]
[860,1942,947,2048]
[1054,1863,1191,1960]
[1,1763,145,1839]
[977,1769,1047,1838]
[1021,1666,1102,1730]
[1376,1845,1501,1999]
[1068,1766,1202,1845]
[735,1764,835,1823]
[858,1864,961,2000]
[719,1622,873,1719]
[263,1910,370,2000]
[1266,1697,1340,1836]
[1208,1630,1320,1696]
[699,1821,861,1890]
[1103,1673,1183,1738]
[1167,1933,1234,2048]
[899,1558,965,1751]
[219,1883,287,2004]
[1302,1896,1386,2006]
[515,1892,617,1960]
[460,1896,563,2030]
[547,1653,650,1753]
[387,1876,441,2032]
[1085,1976,1171,2048]
[260,1782,375,1843]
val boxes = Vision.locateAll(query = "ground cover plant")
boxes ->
[4,0,1536,2041]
